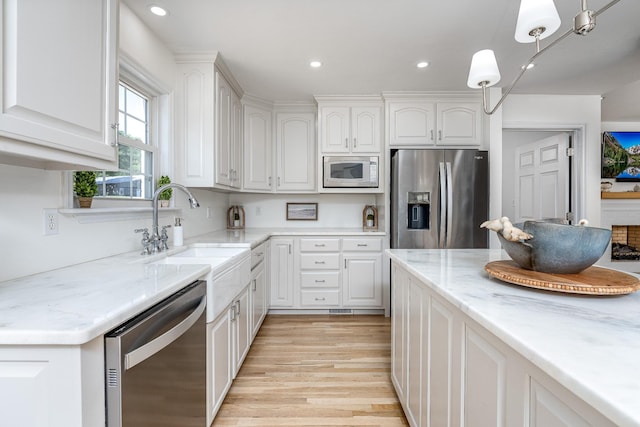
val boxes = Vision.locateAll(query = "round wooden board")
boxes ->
[484,260,640,295]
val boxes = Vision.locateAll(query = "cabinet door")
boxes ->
[388,102,435,146]
[276,113,316,191]
[175,61,215,187]
[215,71,233,187]
[429,297,455,427]
[351,107,381,153]
[250,261,267,339]
[207,310,232,424]
[230,90,243,188]
[320,107,350,153]
[343,253,382,307]
[436,102,482,146]
[391,263,408,402]
[406,277,426,427]
[464,326,507,427]
[270,238,295,307]
[0,0,118,169]
[243,105,272,191]
[233,286,251,377]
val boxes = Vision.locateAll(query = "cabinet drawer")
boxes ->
[301,290,340,306]
[300,238,340,252]
[342,238,382,251]
[300,253,340,270]
[300,272,340,288]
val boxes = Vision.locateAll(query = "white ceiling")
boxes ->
[123,0,640,118]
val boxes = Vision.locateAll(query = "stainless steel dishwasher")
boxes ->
[105,280,207,427]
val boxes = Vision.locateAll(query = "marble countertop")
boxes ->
[388,248,640,427]
[0,228,383,346]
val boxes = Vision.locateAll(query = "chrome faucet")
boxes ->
[150,183,200,253]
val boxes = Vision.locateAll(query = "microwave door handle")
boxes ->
[439,162,447,248]
[446,162,453,248]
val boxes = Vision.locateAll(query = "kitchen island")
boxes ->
[389,248,640,427]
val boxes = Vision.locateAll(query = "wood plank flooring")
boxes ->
[213,315,408,426]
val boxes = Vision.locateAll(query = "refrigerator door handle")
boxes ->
[439,162,447,248]
[445,162,453,248]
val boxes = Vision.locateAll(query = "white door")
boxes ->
[515,134,569,223]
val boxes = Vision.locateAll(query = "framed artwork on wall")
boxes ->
[286,203,318,220]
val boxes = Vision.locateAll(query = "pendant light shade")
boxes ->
[467,49,501,88]
[515,0,561,43]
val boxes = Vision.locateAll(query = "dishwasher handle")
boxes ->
[124,294,206,370]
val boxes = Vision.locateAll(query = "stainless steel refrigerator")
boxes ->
[391,149,489,249]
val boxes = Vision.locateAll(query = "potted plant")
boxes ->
[73,171,98,208]
[157,175,172,207]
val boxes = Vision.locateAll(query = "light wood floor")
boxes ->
[213,314,408,426]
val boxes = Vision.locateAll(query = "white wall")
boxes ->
[229,193,379,229]
[501,94,602,226]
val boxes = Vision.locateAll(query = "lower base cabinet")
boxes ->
[207,309,232,425]
[391,261,617,427]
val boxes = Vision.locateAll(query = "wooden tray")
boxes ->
[485,260,640,295]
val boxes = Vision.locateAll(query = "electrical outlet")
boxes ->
[43,209,59,236]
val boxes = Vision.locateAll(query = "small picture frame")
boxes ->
[286,202,318,220]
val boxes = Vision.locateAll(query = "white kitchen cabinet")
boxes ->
[174,54,243,188]
[0,0,118,170]
[215,71,242,189]
[342,238,383,308]
[250,242,268,339]
[243,103,273,191]
[270,238,295,307]
[275,112,316,191]
[299,237,341,308]
[387,98,483,147]
[207,308,232,425]
[0,337,105,427]
[232,285,251,377]
[391,260,617,427]
[317,102,382,154]
[391,262,407,404]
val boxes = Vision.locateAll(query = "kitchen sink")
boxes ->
[171,246,248,258]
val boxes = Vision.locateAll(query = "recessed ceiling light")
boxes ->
[310,61,323,68]
[417,61,429,69]
[149,5,168,16]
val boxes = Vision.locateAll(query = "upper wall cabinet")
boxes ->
[243,101,272,192]
[0,0,119,170]
[316,96,382,155]
[386,95,483,147]
[275,112,316,192]
[174,54,243,189]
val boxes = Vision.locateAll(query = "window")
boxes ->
[95,82,155,199]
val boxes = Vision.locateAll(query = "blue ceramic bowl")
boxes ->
[497,221,612,274]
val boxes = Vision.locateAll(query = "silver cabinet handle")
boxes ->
[315,243,325,247]
[430,129,434,140]
[345,138,348,148]
[357,243,368,247]
[230,304,236,321]
[235,300,241,316]
[315,279,326,283]
[110,123,119,147]
[252,279,257,292]
[268,176,272,186]
[278,176,281,186]
[315,261,325,264]
[438,130,442,140]
[353,137,357,147]
[288,244,291,254]
[315,297,326,301]
[344,260,347,269]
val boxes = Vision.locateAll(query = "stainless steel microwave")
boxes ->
[323,156,379,188]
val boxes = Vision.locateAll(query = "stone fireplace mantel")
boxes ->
[601,199,640,273]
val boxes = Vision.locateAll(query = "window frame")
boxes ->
[64,55,172,210]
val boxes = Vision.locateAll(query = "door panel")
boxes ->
[515,134,569,223]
